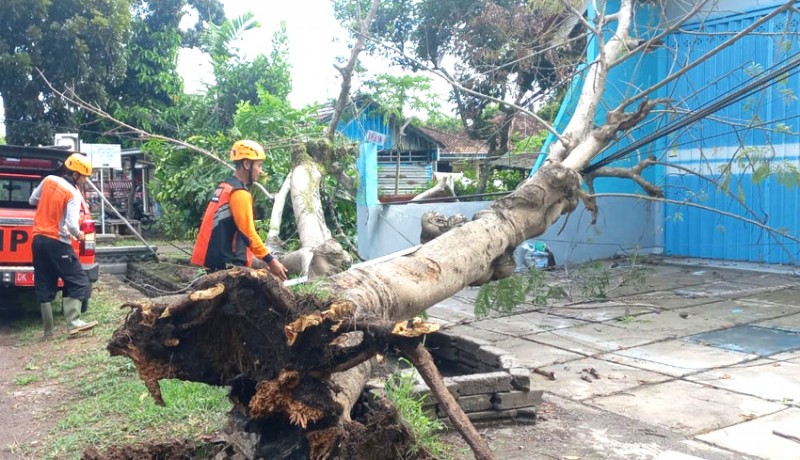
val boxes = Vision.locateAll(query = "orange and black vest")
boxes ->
[191,176,253,270]
[32,176,83,244]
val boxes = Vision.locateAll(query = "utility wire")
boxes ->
[583,48,800,174]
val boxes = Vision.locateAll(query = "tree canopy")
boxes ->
[0,0,130,145]
[334,0,585,158]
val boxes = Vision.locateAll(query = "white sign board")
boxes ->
[81,143,122,170]
[365,130,387,147]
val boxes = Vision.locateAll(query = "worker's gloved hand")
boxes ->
[263,254,288,281]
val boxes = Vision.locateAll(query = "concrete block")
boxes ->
[423,331,454,349]
[450,371,512,396]
[409,384,433,403]
[463,409,520,424]
[457,350,483,369]
[492,389,544,410]
[457,394,493,413]
[477,345,519,370]
[409,380,460,403]
[100,262,128,275]
[509,367,531,391]
[498,354,520,370]
[456,336,493,353]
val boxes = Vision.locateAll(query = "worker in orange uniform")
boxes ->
[191,140,288,280]
[29,153,98,337]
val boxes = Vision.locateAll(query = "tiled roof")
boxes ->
[417,127,488,155]
[491,152,541,170]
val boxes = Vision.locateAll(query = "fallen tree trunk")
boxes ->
[108,162,580,458]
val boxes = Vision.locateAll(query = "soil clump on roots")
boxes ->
[101,267,434,459]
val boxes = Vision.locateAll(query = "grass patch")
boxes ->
[385,361,450,459]
[10,279,230,460]
[13,373,39,386]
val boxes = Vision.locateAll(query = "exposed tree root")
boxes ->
[107,267,485,459]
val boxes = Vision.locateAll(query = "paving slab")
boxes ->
[472,312,587,336]
[722,272,798,288]
[771,349,800,362]
[741,286,800,307]
[697,408,800,460]
[526,322,659,355]
[655,268,749,287]
[491,337,583,368]
[440,324,510,344]
[542,302,658,322]
[461,394,748,460]
[672,281,769,299]
[687,359,800,403]
[675,300,799,328]
[607,309,734,339]
[589,380,786,436]
[603,340,758,377]
[754,311,800,332]
[685,325,800,357]
[609,291,722,310]
[427,297,477,322]
[535,357,671,400]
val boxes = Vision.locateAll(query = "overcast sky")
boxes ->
[179,0,360,107]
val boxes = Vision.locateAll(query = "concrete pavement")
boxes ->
[427,259,800,460]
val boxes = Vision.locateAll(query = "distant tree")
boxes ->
[101,0,224,139]
[0,0,130,145]
[334,0,586,191]
[197,15,292,133]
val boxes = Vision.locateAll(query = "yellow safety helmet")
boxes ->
[230,140,266,162]
[64,153,92,176]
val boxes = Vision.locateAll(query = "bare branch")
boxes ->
[561,98,665,170]
[399,343,496,460]
[624,0,795,109]
[364,36,566,145]
[588,156,663,197]
[37,69,275,200]
[324,0,381,141]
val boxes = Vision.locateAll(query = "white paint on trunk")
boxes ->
[268,172,292,242]
[549,0,635,167]
[290,162,332,249]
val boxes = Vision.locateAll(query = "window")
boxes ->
[0,177,39,208]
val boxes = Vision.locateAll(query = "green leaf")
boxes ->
[752,163,771,184]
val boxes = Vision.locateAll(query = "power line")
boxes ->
[583,48,800,174]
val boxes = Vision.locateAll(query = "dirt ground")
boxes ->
[0,277,145,460]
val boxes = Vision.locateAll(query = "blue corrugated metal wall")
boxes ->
[536,0,663,193]
[663,6,800,264]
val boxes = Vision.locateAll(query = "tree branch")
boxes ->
[588,156,663,197]
[324,0,381,141]
[399,343,496,460]
[37,69,275,200]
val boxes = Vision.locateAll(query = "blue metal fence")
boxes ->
[663,6,800,264]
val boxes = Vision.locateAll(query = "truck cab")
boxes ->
[0,145,99,310]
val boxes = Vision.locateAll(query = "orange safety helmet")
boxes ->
[230,140,266,162]
[64,153,92,176]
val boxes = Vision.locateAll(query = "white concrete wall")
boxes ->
[357,197,660,266]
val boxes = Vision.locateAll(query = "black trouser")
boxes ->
[32,235,90,303]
